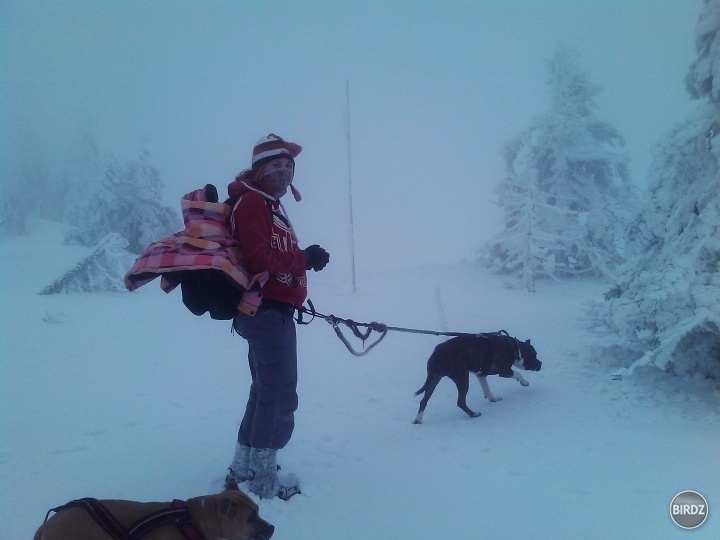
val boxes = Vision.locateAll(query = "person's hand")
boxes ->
[304,245,330,271]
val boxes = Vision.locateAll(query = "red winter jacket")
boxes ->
[228,180,308,308]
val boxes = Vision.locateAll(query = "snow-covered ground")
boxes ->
[2,220,719,539]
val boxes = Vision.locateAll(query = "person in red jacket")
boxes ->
[225,134,329,500]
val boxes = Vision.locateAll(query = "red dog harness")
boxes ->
[44,498,204,539]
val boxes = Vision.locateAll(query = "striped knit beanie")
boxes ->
[251,134,302,171]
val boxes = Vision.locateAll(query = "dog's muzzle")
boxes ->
[256,519,275,540]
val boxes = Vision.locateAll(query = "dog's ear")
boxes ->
[224,479,240,491]
[525,339,531,345]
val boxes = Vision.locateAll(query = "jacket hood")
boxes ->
[227,170,262,200]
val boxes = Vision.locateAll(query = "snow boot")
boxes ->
[225,442,251,487]
[248,448,301,500]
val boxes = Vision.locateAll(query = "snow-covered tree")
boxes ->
[481,137,544,292]
[60,130,106,226]
[66,148,178,254]
[0,186,28,236]
[6,136,67,224]
[480,46,637,290]
[40,233,133,294]
[685,0,720,102]
[589,0,720,381]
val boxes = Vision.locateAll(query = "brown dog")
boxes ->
[413,331,542,424]
[34,482,274,540]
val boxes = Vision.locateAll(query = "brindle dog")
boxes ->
[413,332,541,424]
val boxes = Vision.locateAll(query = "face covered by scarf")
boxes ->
[259,166,294,199]
[248,134,303,202]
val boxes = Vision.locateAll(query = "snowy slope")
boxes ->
[1,220,718,539]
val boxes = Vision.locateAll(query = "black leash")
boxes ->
[295,300,508,357]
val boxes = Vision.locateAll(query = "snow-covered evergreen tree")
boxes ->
[60,130,106,226]
[480,46,637,289]
[589,0,720,381]
[685,0,720,102]
[40,233,133,294]
[0,186,28,236]
[481,137,544,292]
[7,137,66,224]
[2,130,111,237]
[66,148,178,253]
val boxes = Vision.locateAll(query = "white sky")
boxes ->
[0,0,702,278]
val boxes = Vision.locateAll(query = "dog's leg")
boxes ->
[511,370,530,387]
[413,374,442,424]
[475,374,501,402]
[454,373,481,419]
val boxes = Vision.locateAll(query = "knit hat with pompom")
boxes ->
[251,134,302,171]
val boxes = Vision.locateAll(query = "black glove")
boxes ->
[304,244,330,272]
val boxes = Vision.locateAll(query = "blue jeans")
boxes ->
[233,308,298,450]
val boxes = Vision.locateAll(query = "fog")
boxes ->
[1,0,700,280]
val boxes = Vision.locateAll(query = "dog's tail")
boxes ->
[414,383,426,397]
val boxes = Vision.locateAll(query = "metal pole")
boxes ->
[346,80,357,294]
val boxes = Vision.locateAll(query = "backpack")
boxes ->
[124,184,269,319]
